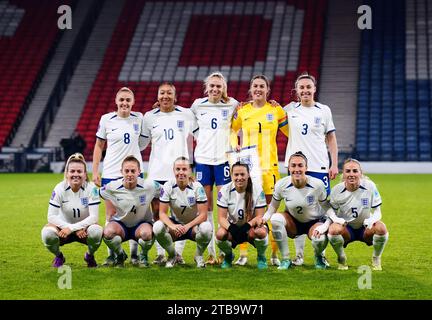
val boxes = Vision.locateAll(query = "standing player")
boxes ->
[284,72,338,266]
[101,156,160,267]
[216,162,269,269]
[41,153,103,267]
[191,72,239,264]
[153,157,212,268]
[141,82,196,265]
[327,159,389,270]
[92,87,145,266]
[263,152,331,270]
[231,74,288,266]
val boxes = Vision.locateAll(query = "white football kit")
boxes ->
[217,181,267,226]
[191,97,238,165]
[100,177,160,227]
[330,179,382,229]
[284,102,335,173]
[272,175,328,223]
[159,179,207,224]
[142,106,197,181]
[96,111,145,179]
[48,180,100,231]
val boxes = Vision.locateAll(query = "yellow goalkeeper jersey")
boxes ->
[231,102,288,171]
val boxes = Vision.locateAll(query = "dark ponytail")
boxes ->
[232,161,254,221]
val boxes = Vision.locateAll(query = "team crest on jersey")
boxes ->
[139,195,146,205]
[50,191,56,200]
[221,109,228,120]
[133,123,139,134]
[266,113,274,122]
[187,196,195,205]
[307,195,314,205]
[361,198,369,207]
[81,197,89,206]
[177,120,184,130]
[314,117,321,126]
[160,188,165,198]
[196,171,202,181]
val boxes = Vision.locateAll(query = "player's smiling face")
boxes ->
[116,91,134,117]
[250,78,268,102]
[206,77,224,102]
[158,84,176,111]
[121,161,140,187]
[296,78,316,105]
[343,161,362,189]
[174,161,191,185]
[289,156,307,183]
[232,165,249,191]
[66,162,86,189]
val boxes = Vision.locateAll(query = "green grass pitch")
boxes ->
[0,173,431,300]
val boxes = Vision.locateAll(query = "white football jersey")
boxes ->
[217,181,267,226]
[272,175,328,223]
[159,179,207,224]
[96,111,144,179]
[191,97,238,165]
[284,102,336,173]
[330,179,382,229]
[48,180,100,232]
[142,106,197,181]
[100,177,160,227]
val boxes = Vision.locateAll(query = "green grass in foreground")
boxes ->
[0,173,431,299]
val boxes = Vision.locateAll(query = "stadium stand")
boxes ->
[74,0,327,161]
[0,0,72,148]
[355,0,432,161]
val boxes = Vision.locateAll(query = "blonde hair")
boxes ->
[204,72,229,103]
[117,87,134,97]
[64,153,89,181]
[341,158,371,182]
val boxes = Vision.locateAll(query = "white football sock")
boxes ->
[271,213,290,260]
[195,221,212,256]
[41,226,60,256]
[155,240,165,256]
[138,238,154,256]
[328,234,346,259]
[254,234,268,257]
[153,220,175,258]
[175,240,186,255]
[86,224,103,255]
[311,234,328,257]
[216,239,233,257]
[129,240,138,257]
[373,233,389,257]
[103,235,123,255]
[105,220,114,257]
[206,211,217,256]
[294,233,306,258]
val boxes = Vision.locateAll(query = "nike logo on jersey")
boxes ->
[116,198,123,201]
[200,113,207,116]
[62,200,69,203]
[291,116,298,118]
[111,128,119,131]
[152,125,159,129]
[285,199,292,202]
[244,117,250,121]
